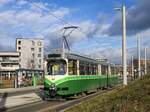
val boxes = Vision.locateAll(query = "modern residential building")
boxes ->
[0,38,44,88]
[16,38,44,70]
[0,51,20,78]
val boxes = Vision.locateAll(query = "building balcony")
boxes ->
[0,60,19,63]
[0,66,20,71]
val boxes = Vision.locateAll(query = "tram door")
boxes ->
[101,65,108,75]
[68,60,77,75]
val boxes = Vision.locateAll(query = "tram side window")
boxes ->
[79,61,84,75]
[79,61,87,75]
[86,64,98,75]
[79,61,98,75]
[92,65,96,75]
[111,67,116,75]
[89,64,93,75]
[86,65,90,75]
[79,65,84,75]
[68,60,77,75]
[101,65,107,75]
[79,62,85,75]
[93,65,97,75]
[85,63,91,75]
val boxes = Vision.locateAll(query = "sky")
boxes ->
[0,0,150,64]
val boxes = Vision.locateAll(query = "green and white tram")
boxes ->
[44,50,118,97]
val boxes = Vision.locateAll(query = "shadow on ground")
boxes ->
[0,92,8,112]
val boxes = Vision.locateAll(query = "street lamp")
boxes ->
[131,56,134,78]
[115,5,127,85]
[144,47,147,75]
[137,36,141,77]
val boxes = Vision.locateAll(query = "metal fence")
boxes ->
[0,78,15,88]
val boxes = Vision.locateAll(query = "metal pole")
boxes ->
[62,37,65,58]
[122,5,127,85]
[131,56,134,78]
[137,36,141,77]
[62,38,65,51]
[0,72,2,88]
[106,68,109,88]
[144,47,147,75]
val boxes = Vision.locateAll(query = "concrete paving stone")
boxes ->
[0,93,42,109]
[0,86,43,94]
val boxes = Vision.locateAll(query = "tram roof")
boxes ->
[66,52,98,64]
[47,49,116,67]
[66,52,116,66]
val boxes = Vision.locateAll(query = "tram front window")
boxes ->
[48,60,66,75]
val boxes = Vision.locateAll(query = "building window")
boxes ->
[39,65,41,68]
[32,53,34,57]
[32,41,35,46]
[31,60,34,63]
[18,41,21,45]
[2,57,9,62]
[31,48,34,51]
[38,54,41,57]
[39,59,41,63]
[39,48,42,52]
[18,47,21,50]
[38,42,42,46]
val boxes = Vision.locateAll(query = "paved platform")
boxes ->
[0,92,42,109]
[0,86,43,94]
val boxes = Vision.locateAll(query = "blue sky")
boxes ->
[0,0,150,63]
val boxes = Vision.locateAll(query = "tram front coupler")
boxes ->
[49,83,57,97]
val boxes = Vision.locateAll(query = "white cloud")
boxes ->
[80,47,122,64]
[0,10,16,25]
[93,23,111,38]
[0,0,149,64]
[0,1,72,51]
[0,0,10,4]
[137,28,150,47]
[16,0,28,6]
[0,2,71,32]
[0,0,6,4]
[53,7,70,18]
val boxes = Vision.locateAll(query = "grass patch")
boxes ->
[65,75,150,112]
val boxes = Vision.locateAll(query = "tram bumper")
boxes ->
[49,83,57,97]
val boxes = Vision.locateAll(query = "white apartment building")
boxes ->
[0,51,20,78]
[16,38,44,70]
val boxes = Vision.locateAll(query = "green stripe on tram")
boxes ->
[44,75,118,96]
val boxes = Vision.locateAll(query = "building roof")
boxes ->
[16,38,44,40]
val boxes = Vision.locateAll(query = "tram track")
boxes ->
[4,85,121,112]
[2,77,133,112]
